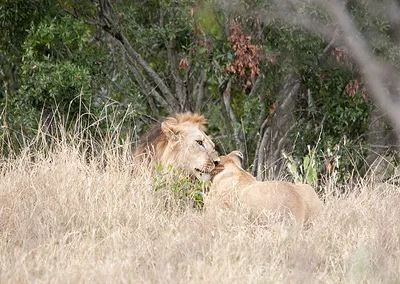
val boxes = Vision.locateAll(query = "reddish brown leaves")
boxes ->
[331,46,349,64]
[225,24,260,88]
[345,79,367,101]
[179,57,189,70]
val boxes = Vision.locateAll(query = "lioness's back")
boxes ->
[209,151,323,225]
[240,181,307,224]
[294,183,323,223]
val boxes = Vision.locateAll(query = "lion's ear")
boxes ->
[228,151,243,168]
[161,121,180,138]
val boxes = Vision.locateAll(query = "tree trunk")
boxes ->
[218,79,248,166]
[254,77,301,180]
[363,106,398,180]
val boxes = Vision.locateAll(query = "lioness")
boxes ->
[134,112,220,181]
[208,151,323,225]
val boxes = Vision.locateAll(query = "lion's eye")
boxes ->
[196,140,204,147]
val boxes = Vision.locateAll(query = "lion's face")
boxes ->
[173,126,220,181]
[159,117,220,182]
[134,112,220,182]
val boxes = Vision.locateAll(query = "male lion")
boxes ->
[134,112,220,181]
[207,151,323,225]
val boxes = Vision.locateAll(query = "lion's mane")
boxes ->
[134,112,219,181]
[134,112,207,160]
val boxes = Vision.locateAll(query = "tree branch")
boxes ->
[277,0,400,144]
[256,125,271,180]
[97,0,180,112]
[247,75,263,99]
[251,105,267,176]
[195,70,207,112]
[321,0,400,143]
[222,79,248,166]
[254,77,301,180]
[104,33,174,114]
[165,39,186,109]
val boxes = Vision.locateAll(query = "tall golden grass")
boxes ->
[1,122,400,283]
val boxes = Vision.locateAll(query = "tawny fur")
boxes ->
[208,151,323,225]
[134,112,219,181]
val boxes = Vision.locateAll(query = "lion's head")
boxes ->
[135,112,220,181]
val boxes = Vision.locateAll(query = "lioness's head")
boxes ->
[135,112,220,181]
[211,150,244,178]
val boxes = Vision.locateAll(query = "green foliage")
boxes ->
[0,0,56,53]
[118,0,196,58]
[22,15,91,60]
[1,9,145,148]
[193,1,224,39]
[0,0,58,105]
[284,66,372,183]
[285,145,318,185]
[3,15,93,134]
[153,164,210,210]
[242,97,262,135]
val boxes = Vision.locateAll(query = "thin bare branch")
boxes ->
[247,76,263,99]
[273,0,400,144]
[195,70,207,112]
[95,0,180,112]
[256,125,270,180]
[321,0,400,144]
[165,36,188,110]
[222,79,248,166]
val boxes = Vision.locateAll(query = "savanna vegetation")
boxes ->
[2,0,399,184]
[1,0,400,282]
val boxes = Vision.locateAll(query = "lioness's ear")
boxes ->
[228,151,243,168]
[161,121,180,138]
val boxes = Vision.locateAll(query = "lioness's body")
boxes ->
[134,112,219,181]
[209,152,323,225]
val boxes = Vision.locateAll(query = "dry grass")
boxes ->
[1,136,400,283]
